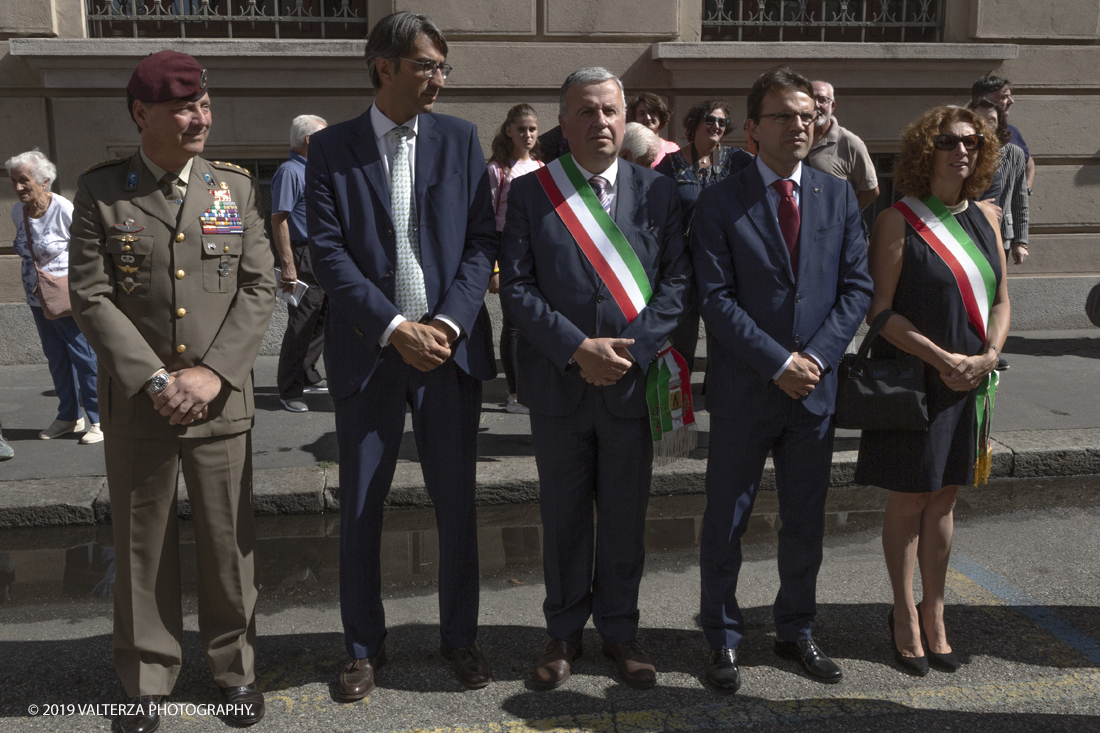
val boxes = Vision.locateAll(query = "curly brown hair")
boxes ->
[627,92,672,129]
[894,106,1000,201]
[682,100,733,143]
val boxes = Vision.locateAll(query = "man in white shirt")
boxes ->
[304,11,498,698]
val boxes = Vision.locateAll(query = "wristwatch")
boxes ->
[145,370,170,396]
[1027,187,1033,196]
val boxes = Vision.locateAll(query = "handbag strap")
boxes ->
[22,206,44,274]
[854,309,897,362]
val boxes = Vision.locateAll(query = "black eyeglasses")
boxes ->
[399,57,453,79]
[934,133,985,152]
[703,115,728,128]
[759,111,818,127]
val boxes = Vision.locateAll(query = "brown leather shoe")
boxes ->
[337,647,387,701]
[112,696,163,733]
[440,641,492,689]
[603,639,657,689]
[533,638,582,690]
[221,683,264,726]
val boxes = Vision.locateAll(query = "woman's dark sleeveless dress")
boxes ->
[854,202,1002,493]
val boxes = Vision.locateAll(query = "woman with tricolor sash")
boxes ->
[855,106,1010,676]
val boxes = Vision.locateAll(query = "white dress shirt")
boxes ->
[370,104,461,347]
[754,156,825,381]
[572,157,620,219]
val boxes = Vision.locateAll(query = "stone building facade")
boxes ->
[1,0,1097,363]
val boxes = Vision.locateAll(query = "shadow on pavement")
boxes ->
[1003,336,1100,359]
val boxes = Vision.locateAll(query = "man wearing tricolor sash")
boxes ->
[500,67,691,690]
[693,68,873,692]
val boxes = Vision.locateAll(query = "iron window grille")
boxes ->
[86,0,369,39]
[703,0,945,42]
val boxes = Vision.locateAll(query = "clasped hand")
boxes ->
[774,352,821,399]
[574,337,634,386]
[391,319,455,372]
[152,365,222,425]
[941,350,997,392]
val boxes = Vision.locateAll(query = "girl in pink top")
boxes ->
[487,104,544,414]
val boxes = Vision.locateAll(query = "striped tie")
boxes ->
[391,125,428,322]
[589,175,611,214]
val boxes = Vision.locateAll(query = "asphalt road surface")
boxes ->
[2,477,1099,732]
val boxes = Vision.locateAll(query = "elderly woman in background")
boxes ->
[656,100,754,372]
[627,92,680,167]
[620,122,662,168]
[855,107,1009,675]
[7,150,101,444]
[970,97,1030,265]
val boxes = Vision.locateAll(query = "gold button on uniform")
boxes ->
[123,244,132,251]
[176,308,186,318]
[176,344,187,354]
[175,233,186,242]
[223,245,230,253]
[176,270,186,279]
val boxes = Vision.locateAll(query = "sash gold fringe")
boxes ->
[653,424,698,466]
[974,447,992,485]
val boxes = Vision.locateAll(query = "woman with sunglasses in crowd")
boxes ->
[969,97,1030,265]
[656,101,753,372]
[487,103,544,415]
[855,107,1010,676]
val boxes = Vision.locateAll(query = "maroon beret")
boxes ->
[127,50,208,103]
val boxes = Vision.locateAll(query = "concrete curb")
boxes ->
[2,428,1099,529]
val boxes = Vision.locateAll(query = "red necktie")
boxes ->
[772,179,800,275]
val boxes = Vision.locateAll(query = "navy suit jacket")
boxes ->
[500,160,690,419]
[693,162,873,417]
[305,110,498,399]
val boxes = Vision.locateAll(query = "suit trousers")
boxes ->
[700,396,835,650]
[277,243,327,399]
[530,385,654,645]
[105,431,257,696]
[336,349,482,659]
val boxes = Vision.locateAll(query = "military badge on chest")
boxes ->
[110,218,150,294]
[201,188,243,234]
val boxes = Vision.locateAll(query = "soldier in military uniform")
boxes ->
[67,50,275,732]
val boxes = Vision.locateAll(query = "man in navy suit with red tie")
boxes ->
[305,12,498,697]
[692,67,873,692]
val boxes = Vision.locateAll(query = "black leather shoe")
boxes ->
[533,638,582,690]
[917,601,960,672]
[337,647,387,701]
[113,696,163,733]
[889,609,929,676]
[221,683,264,726]
[441,641,492,689]
[774,639,843,683]
[705,648,741,694]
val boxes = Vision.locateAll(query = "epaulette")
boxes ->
[83,158,127,174]
[210,160,254,178]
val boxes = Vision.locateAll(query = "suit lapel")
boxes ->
[613,161,638,236]
[177,158,216,235]
[127,154,178,230]
[414,114,436,229]
[796,167,818,284]
[736,163,795,284]
[350,109,393,224]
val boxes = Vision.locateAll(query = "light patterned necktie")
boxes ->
[391,125,428,322]
[589,175,611,214]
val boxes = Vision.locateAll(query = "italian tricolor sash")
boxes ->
[535,154,696,460]
[894,195,1000,483]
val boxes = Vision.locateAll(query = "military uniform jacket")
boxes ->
[69,153,276,439]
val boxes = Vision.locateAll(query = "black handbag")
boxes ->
[834,309,929,431]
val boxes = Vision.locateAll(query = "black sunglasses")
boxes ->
[934,133,985,152]
[703,114,728,129]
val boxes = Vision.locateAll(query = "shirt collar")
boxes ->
[811,116,842,150]
[371,104,419,140]
[756,154,801,190]
[573,157,619,188]
[287,150,307,165]
[140,148,193,185]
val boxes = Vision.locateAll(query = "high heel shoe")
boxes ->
[888,608,929,676]
[917,601,960,672]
